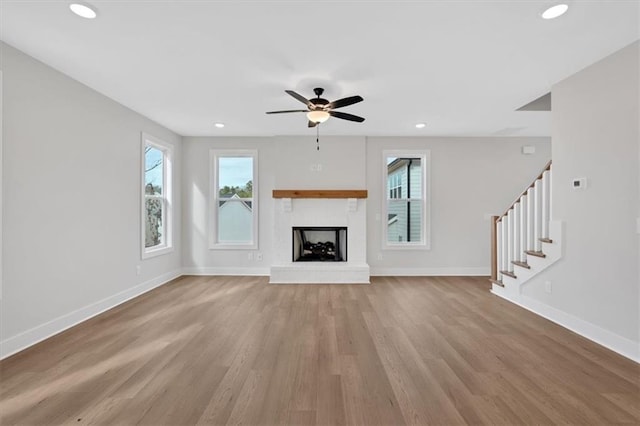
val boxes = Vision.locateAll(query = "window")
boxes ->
[210,150,258,249]
[389,173,402,199]
[383,150,430,249]
[141,133,173,258]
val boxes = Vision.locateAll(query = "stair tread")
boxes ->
[490,279,504,287]
[539,238,553,243]
[512,260,531,269]
[525,250,547,258]
[500,270,517,279]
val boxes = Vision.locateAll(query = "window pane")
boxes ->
[218,200,253,243]
[408,158,421,200]
[387,200,422,243]
[386,156,421,200]
[218,157,253,198]
[145,198,164,248]
[145,146,163,195]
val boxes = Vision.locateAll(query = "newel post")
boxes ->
[490,216,499,281]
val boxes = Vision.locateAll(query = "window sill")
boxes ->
[142,245,174,259]
[383,242,431,251]
[209,243,258,250]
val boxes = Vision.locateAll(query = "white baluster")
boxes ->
[513,202,521,263]
[520,194,528,263]
[501,219,507,275]
[507,210,514,272]
[497,220,502,281]
[542,169,551,239]
[548,166,553,221]
[534,179,542,252]
[527,187,535,252]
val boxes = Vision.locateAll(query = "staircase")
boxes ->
[490,161,563,296]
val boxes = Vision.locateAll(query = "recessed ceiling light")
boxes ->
[69,3,97,19]
[415,123,426,129]
[214,123,225,128]
[541,4,568,20]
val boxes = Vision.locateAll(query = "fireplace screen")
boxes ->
[292,227,347,262]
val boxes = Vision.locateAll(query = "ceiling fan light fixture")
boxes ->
[69,2,98,19]
[541,3,568,20]
[307,110,330,123]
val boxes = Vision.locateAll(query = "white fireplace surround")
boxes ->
[270,196,370,284]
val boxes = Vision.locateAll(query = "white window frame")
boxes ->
[382,149,431,250]
[141,133,174,259]
[209,149,258,250]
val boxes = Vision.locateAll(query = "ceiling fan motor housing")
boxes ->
[312,98,329,109]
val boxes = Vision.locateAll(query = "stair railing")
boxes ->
[491,161,552,285]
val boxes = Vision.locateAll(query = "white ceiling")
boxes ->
[1,1,638,137]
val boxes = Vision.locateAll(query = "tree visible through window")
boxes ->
[142,133,173,258]
[145,145,164,248]
[210,151,258,248]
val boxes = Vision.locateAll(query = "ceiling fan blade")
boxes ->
[285,90,312,107]
[329,110,365,122]
[327,95,363,110]
[265,109,308,114]
[308,120,318,128]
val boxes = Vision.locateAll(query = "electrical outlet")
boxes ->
[522,145,536,155]
[377,253,383,260]
[247,252,253,261]
[544,281,552,294]
[572,177,587,190]
[256,253,263,261]
[136,265,141,276]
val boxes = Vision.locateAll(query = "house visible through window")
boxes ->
[142,133,173,258]
[210,150,258,249]
[389,172,402,199]
[384,151,429,248]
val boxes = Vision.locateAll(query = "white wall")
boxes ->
[366,137,551,275]
[1,43,183,358]
[521,42,639,352]
[181,135,366,274]
[182,135,551,275]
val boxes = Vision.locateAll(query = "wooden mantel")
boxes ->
[272,189,368,199]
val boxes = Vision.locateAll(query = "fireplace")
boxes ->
[270,193,369,284]
[292,227,347,262]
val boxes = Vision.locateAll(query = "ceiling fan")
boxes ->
[266,88,365,127]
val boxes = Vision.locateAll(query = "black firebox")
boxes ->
[292,227,347,262]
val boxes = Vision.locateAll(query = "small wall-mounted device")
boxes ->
[572,177,587,190]
[521,145,536,155]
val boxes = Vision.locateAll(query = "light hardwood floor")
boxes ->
[1,276,638,425]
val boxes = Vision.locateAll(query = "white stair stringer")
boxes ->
[492,220,563,297]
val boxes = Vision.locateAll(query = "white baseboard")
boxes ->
[182,267,270,276]
[370,267,490,276]
[0,269,182,360]
[491,289,640,364]
[183,266,488,278]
